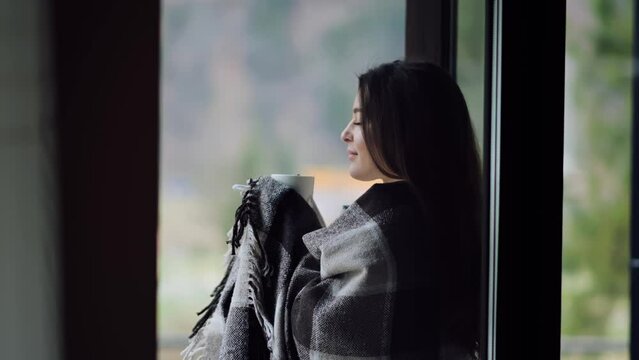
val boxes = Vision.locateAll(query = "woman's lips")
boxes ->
[348,150,358,160]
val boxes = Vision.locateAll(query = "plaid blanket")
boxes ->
[181,175,322,359]
[182,176,478,359]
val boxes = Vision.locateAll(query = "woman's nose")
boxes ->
[341,125,351,143]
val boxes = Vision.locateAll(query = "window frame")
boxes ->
[490,1,565,359]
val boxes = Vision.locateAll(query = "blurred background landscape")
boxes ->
[159,0,633,359]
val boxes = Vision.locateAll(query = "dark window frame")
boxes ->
[487,1,566,359]
[493,1,565,359]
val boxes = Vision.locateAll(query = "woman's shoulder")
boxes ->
[301,180,429,258]
[355,180,427,227]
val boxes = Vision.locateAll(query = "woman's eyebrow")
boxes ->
[353,108,361,114]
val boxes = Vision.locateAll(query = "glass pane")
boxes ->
[562,0,632,358]
[159,1,405,358]
[457,0,486,156]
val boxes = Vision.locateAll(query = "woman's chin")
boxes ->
[347,167,362,181]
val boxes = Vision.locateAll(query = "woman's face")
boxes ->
[341,92,395,182]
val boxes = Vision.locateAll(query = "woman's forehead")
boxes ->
[352,92,361,108]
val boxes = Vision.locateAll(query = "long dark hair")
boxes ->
[357,59,482,355]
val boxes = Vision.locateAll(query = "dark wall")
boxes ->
[53,2,159,359]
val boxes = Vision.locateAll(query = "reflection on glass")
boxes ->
[159,1,405,358]
[562,0,632,359]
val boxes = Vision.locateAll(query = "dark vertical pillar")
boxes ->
[630,0,639,358]
[406,0,458,77]
[494,1,566,359]
[52,2,159,359]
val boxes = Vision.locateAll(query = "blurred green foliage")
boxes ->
[562,0,632,338]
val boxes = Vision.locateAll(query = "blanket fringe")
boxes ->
[229,178,260,255]
[246,224,275,351]
[184,176,276,356]
[230,176,276,351]
[180,318,210,360]
[187,254,236,340]
[186,178,261,341]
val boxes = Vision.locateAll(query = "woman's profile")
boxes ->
[182,59,482,360]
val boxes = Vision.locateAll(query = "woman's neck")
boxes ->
[380,177,405,184]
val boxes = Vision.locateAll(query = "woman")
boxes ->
[182,59,482,360]
[288,60,482,359]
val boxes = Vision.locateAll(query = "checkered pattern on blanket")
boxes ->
[183,176,478,360]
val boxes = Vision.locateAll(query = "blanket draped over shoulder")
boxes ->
[182,176,478,360]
